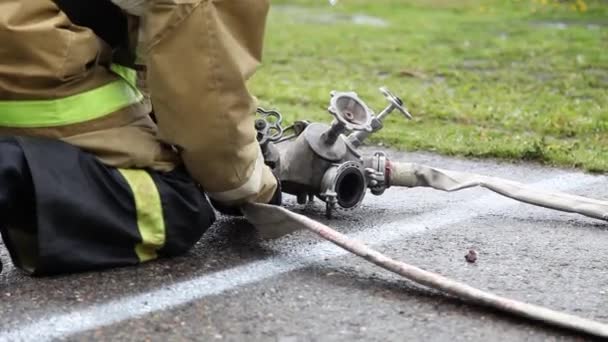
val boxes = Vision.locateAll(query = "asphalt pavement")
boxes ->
[1,148,607,341]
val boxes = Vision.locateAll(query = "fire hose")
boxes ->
[242,203,608,338]
[247,87,608,338]
[389,162,608,222]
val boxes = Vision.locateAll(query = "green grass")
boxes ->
[250,0,608,172]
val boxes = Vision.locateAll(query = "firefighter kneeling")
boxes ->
[0,0,279,275]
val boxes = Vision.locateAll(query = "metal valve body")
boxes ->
[257,88,411,218]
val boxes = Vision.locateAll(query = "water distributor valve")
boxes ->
[255,87,412,218]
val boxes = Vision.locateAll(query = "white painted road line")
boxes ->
[0,172,605,342]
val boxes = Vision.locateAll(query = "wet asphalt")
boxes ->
[1,148,607,341]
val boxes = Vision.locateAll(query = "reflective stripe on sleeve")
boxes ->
[0,66,143,128]
[110,64,138,87]
[118,169,166,262]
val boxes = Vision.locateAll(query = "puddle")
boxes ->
[540,21,569,30]
[460,59,497,71]
[584,68,608,85]
[350,14,388,27]
[531,20,606,30]
[271,5,389,27]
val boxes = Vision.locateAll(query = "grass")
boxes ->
[250,0,608,172]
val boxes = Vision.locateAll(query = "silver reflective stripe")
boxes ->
[207,151,266,203]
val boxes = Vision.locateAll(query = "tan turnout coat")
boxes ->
[0,0,277,204]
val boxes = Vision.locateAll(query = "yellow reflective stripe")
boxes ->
[0,69,143,128]
[118,169,166,262]
[110,64,137,87]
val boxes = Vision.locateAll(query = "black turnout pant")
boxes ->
[0,136,215,275]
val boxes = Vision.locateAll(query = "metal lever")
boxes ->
[378,87,412,120]
[347,87,412,148]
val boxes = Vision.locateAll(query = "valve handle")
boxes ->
[255,107,284,145]
[379,87,412,120]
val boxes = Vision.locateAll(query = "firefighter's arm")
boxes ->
[141,0,278,205]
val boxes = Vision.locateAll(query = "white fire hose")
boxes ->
[243,202,608,339]
[389,162,608,222]
[242,162,608,338]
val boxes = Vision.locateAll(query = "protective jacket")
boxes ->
[0,0,277,205]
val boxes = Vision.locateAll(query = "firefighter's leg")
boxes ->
[0,136,215,276]
[0,137,37,274]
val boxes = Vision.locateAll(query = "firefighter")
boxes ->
[0,0,280,275]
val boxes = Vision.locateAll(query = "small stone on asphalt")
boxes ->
[465,249,478,263]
